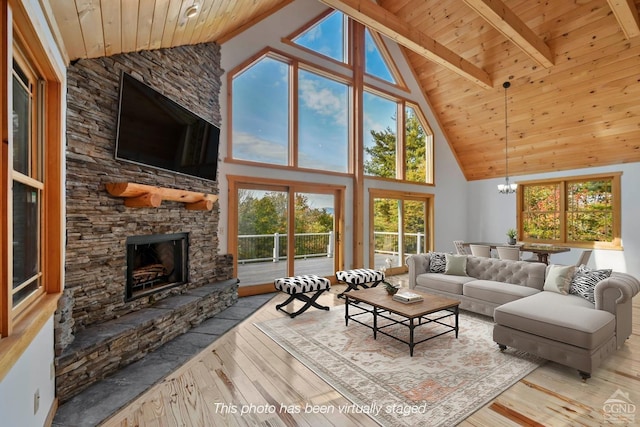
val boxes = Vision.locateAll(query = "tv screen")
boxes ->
[115,72,220,182]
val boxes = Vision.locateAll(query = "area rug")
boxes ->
[255,306,544,427]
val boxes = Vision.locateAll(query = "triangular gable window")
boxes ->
[292,10,348,64]
[365,28,397,84]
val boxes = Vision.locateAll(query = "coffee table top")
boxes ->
[345,287,460,318]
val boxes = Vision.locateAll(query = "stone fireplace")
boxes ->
[55,43,237,402]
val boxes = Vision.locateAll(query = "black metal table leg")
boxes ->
[373,306,378,339]
[409,318,415,357]
[454,306,459,338]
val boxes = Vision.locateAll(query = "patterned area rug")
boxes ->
[255,305,544,427]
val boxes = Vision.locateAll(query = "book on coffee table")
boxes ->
[392,291,424,303]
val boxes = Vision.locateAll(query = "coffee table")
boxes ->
[344,287,460,356]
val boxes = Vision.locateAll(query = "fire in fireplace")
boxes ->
[125,233,188,299]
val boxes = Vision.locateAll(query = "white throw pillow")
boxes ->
[543,264,576,294]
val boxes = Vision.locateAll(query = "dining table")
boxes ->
[463,242,570,264]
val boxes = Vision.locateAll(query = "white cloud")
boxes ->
[301,25,321,42]
[232,131,287,164]
[298,76,347,127]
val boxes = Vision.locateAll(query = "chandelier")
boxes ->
[497,81,517,194]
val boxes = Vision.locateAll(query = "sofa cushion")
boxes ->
[415,273,474,295]
[494,292,614,350]
[570,265,612,303]
[444,253,468,276]
[543,264,576,294]
[463,280,540,305]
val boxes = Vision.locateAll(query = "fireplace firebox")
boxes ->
[126,233,188,299]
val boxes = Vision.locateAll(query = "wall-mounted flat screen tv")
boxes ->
[115,72,220,182]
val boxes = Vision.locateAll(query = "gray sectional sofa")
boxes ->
[406,253,640,379]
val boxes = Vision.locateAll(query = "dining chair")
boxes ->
[453,240,469,255]
[496,246,521,261]
[469,244,491,258]
[575,250,593,267]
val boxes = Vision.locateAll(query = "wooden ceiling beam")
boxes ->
[318,0,493,89]
[462,0,554,68]
[606,0,640,39]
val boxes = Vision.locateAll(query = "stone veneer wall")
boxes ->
[58,43,229,354]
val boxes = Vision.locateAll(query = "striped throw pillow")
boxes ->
[569,265,612,303]
[429,252,447,273]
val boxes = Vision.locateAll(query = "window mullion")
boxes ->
[12,170,43,189]
[560,181,567,244]
[291,61,298,168]
[397,101,404,180]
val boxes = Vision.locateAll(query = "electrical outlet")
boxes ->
[34,389,40,414]
[51,361,56,380]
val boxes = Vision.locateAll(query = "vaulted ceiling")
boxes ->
[47,0,640,181]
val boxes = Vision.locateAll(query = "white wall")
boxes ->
[0,318,56,427]
[218,0,468,268]
[467,163,640,276]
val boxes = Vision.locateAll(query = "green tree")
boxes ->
[238,190,334,258]
[364,126,396,178]
[238,190,287,235]
[295,194,333,233]
[364,110,427,182]
[522,179,613,242]
[405,109,427,182]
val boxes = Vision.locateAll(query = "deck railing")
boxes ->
[237,231,425,263]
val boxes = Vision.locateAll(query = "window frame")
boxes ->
[296,64,351,173]
[229,49,354,174]
[227,174,345,295]
[1,0,64,379]
[228,47,435,185]
[363,28,407,89]
[11,48,45,317]
[362,87,400,179]
[283,9,350,68]
[230,50,293,167]
[403,101,433,184]
[362,87,434,185]
[368,189,434,273]
[516,172,622,250]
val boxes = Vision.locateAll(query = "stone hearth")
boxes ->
[55,277,238,403]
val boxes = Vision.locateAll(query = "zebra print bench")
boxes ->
[274,274,331,318]
[336,268,385,298]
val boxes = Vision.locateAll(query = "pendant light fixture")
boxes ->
[497,81,517,194]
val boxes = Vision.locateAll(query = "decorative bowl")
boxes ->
[385,284,399,295]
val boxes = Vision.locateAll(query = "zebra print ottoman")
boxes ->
[336,268,385,298]
[274,275,331,318]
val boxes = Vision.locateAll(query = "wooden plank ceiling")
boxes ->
[48,0,640,181]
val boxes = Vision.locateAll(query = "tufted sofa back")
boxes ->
[465,255,547,290]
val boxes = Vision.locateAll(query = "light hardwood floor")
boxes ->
[102,275,640,426]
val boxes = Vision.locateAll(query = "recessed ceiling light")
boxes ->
[185,4,199,18]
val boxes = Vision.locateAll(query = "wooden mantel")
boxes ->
[106,182,218,211]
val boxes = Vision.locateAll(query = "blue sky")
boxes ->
[232,11,397,174]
